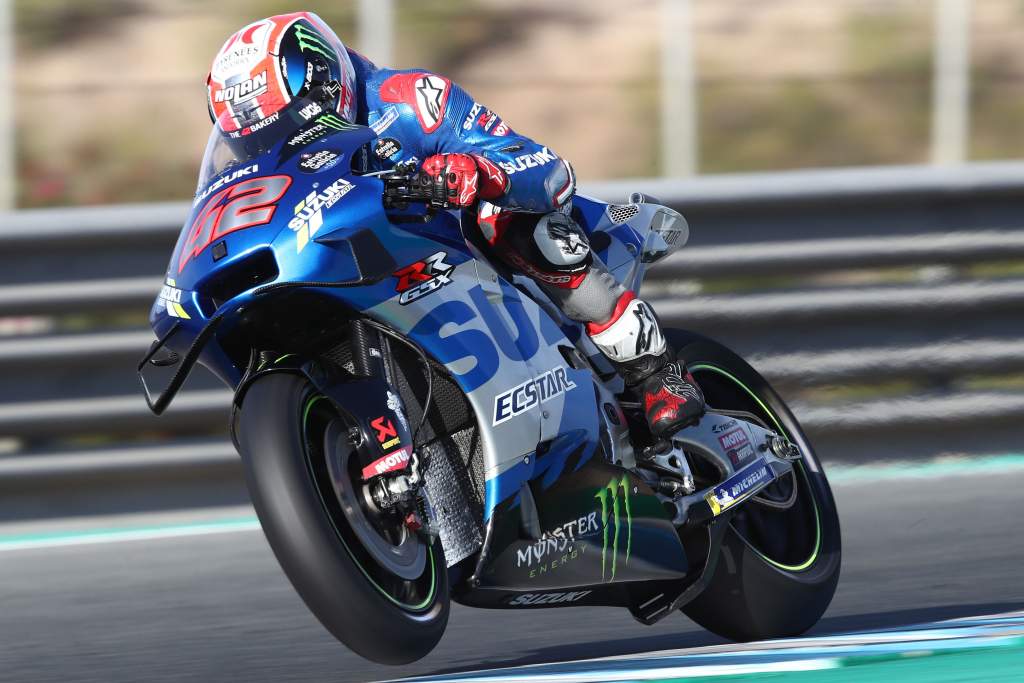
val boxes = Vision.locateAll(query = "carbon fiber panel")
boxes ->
[392,344,485,565]
[422,427,485,565]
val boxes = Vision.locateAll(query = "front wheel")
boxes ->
[237,373,448,664]
[667,331,842,641]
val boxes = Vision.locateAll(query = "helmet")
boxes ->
[206,12,356,136]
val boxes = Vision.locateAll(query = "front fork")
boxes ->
[347,320,437,538]
[230,320,436,539]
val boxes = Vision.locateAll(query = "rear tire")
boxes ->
[667,331,841,641]
[238,373,448,664]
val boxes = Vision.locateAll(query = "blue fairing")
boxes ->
[151,120,635,519]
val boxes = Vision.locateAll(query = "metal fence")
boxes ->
[2,161,1023,518]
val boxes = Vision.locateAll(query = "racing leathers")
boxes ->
[348,52,704,437]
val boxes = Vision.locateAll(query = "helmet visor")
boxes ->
[196,91,328,192]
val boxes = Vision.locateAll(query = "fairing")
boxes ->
[150,117,691,597]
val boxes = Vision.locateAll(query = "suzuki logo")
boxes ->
[595,475,632,582]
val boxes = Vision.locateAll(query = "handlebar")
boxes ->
[381,161,450,212]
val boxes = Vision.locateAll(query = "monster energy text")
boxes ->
[516,512,600,579]
[595,474,633,581]
[287,114,351,148]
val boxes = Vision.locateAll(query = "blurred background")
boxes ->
[0,0,1020,471]
[0,3,1022,682]
[3,0,1022,208]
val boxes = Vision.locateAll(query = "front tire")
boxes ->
[667,331,842,641]
[237,373,448,664]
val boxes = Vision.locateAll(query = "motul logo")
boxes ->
[361,447,410,480]
[215,71,268,104]
[718,428,748,450]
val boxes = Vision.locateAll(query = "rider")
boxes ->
[206,12,705,438]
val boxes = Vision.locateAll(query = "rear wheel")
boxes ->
[667,331,841,641]
[238,373,448,664]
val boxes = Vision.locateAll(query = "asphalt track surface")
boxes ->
[3,465,1023,683]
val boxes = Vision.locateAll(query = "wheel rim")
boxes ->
[325,420,426,580]
[301,394,439,611]
[689,364,822,572]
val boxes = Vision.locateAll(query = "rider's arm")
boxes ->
[377,71,575,212]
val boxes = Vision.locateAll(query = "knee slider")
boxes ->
[532,212,591,272]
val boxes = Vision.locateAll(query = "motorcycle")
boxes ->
[140,106,841,665]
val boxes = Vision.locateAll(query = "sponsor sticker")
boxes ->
[463,102,483,131]
[214,71,268,105]
[718,426,755,467]
[493,365,577,426]
[505,590,591,606]
[194,164,258,206]
[294,24,338,63]
[288,177,355,252]
[297,149,342,173]
[413,75,448,131]
[212,20,271,81]
[386,391,410,432]
[394,252,455,305]
[476,110,510,136]
[499,147,557,175]
[370,106,399,135]
[595,475,632,582]
[370,416,401,450]
[156,279,190,319]
[513,475,632,581]
[704,457,776,516]
[243,111,280,135]
[711,418,739,434]
[374,137,402,160]
[361,447,411,480]
[286,114,351,149]
[517,512,600,578]
[297,101,323,121]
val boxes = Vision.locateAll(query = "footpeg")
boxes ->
[640,442,696,495]
[658,476,694,497]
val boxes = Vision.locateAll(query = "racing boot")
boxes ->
[638,357,705,437]
[587,293,705,437]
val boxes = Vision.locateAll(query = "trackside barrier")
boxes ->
[1,161,1023,515]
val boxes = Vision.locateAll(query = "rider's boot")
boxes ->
[488,210,705,436]
[586,292,705,437]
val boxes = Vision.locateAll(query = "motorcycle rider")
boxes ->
[206,12,705,438]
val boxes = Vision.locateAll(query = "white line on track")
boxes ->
[0,518,261,552]
[392,658,839,683]
[5,454,1023,553]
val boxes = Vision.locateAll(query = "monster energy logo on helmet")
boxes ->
[595,475,632,581]
[294,23,337,62]
[318,113,351,131]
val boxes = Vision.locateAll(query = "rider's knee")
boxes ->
[531,212,591,271]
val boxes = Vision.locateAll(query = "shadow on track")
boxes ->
[414,601,1024,678]
[810,601,1024,635]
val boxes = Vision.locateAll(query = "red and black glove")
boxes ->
[421,153,509,208]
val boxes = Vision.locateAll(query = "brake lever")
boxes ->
[382,166,450,215]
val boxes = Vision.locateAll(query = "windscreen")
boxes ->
[195,94,333,192]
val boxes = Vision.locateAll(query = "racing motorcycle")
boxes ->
[140,105,841,665]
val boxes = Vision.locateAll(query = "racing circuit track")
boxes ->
[3,458,1023,682]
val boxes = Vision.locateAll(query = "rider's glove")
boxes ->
[422,153,509,208]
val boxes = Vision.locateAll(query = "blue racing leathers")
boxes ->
[346,53,707,436]
[349,52,575,213]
